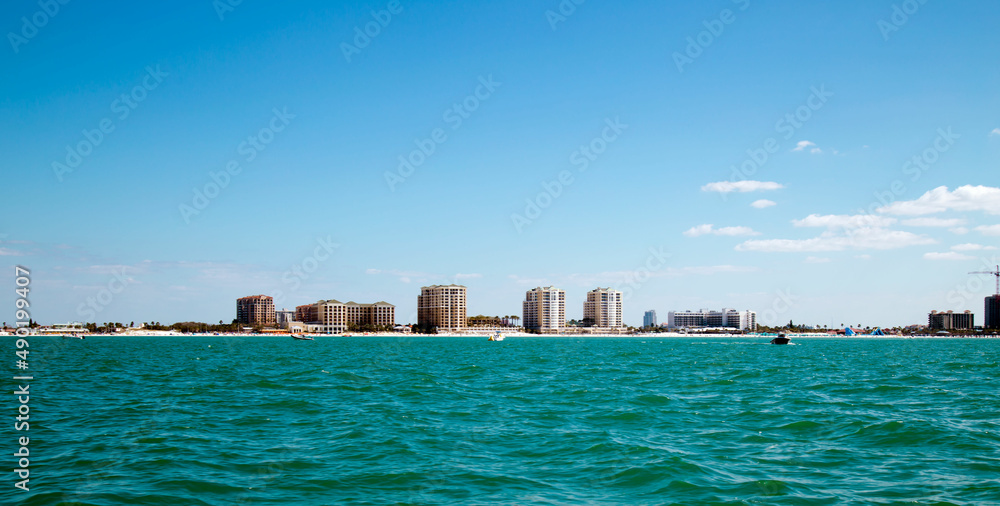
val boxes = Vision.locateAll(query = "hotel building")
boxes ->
[928,310,974,331]
[643,310,657,328]
[523,286,566,333]
[666,308,757,331]
[417,285,467,331]
[986,296,1000,330]
[236,295,275,326]
[583,288,623,328]
[295,300,395,334]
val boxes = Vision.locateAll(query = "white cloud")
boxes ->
[366,268,480,283]
[951,227,969,235]
[924,252,975,261]
[684,224,760,237]
[736,228,936,252]
[683,224,713,237]
[976,224,1000,236]
[792,140,816,152]
[991,128,1000,137]
[901,217,967,227]
[701,181,784,193]
[878,185,1000,216]
[507,275,552,287]
[751,199,776,209]
[565,265,759,286]
[804,256,831,264]
[676,265,760,275]
[855,254,872,260]
[951,243,997,251]
[0,248,23,256]
[793,214,897,229]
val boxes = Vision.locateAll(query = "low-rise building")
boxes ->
[666,308,756,331]
[295,299,395,334]
[275,309,295,328]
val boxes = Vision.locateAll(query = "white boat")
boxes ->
[488,331,505,341]
[291,334,314,341]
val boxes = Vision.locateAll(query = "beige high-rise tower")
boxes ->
[583,288,623,328]
[523,286,566,333]
[417,285,467,331]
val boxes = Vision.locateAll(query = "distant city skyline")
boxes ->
[3,2,999,328]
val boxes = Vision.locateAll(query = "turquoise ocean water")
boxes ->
[4,336,1000,505]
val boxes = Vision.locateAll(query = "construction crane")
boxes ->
[969,265,1000,296]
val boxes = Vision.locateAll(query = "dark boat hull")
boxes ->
[770,337,790,345]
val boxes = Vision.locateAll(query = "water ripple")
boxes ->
[5,336,1000,505]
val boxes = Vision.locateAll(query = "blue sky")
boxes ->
[2,0,999,328]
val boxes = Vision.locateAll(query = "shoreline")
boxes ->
[4,331,997,339]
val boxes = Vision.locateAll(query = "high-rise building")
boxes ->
[987,296,1000,330]
[666,308,756,331]
[236,295,275,326]
[928,310,974,331]
[418,285,467,331]
[643,310,657,328]
[523,286,566,333]
[583,288,623,328]
[295,299,395,334]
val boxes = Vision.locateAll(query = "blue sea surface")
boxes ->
[5,336,1000,505]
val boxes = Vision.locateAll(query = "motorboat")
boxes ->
[770,333,790,345]
[488,331,505,342]
[291,334,314,341]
